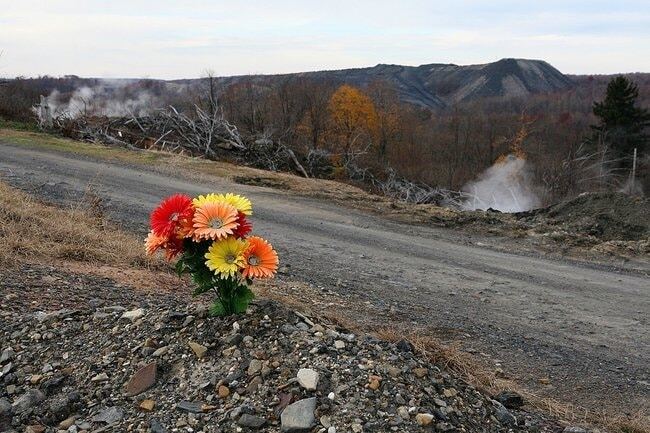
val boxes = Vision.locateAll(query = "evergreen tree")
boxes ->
[591,76,650,167]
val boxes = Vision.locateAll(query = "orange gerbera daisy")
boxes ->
[242,236,278,279]
[144,231,184,259]
[192,202,239,240]
[145,230,167,255]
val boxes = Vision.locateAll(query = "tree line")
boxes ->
[1,73,648,204]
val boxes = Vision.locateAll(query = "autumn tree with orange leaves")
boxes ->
[327,85,379,159]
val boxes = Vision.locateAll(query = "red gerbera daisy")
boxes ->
[232,212,252,239]
[150,194,193,238]
[164,236,185,260]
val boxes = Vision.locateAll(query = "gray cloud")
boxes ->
[1,1,649,78]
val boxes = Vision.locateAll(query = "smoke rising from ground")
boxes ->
[38,79,188,119]
[462,155,541,213]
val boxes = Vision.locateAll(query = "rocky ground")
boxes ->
[0,265,583,433]
[386,191,650,261]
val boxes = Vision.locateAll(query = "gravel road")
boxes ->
[1,142,648,416]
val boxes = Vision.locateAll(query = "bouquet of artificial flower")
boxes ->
[145,193,278,316]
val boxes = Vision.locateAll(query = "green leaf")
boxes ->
[233,285,254,313]
[174,258,187,277]
[209,300,227,317]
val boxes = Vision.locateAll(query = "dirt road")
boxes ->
[1,141,648,415]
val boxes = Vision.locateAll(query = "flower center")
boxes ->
[248,255,259,266]
[210,218,223,229]
[225,254,236,264]
[169,212,179,222]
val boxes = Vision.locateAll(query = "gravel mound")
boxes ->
[520,192,649,241]
[0,284,566,432]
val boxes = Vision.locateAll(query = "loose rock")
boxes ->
[176,401,203,413]
[188,341,208,359]
[415,413,434,426]
[281,397,316,432]
[12,389,45,414]
[92,406,124,424]
[0,398,13,431]
[238,414,267,428]
[218,385,230,398]
[121,308,144,321]
[496,390,525,409]
[125,362,157,396]
[296,368,319,391]
[139,399,155,411]
[493,401,517,426]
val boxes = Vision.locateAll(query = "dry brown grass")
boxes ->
[0,181,164,270]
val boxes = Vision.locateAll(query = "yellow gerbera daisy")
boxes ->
[192,193,220,208]
[192,193,252,215]
[204,237,248,278]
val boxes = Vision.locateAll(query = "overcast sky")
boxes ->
[1,0,649,79]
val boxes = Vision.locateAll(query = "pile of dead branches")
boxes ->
[345,162,468,207]
[34,98,319,178]
[40,103,245,157]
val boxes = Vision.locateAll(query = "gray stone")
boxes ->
[41,375,66,394]
[248,359,262,375]
[226,333,243,346]
[150,418,167,433]
[281,397,316,432]
[92,406,124,424]
[563,428,587,433]
[12,389,45,414]
[238,414,267,428]
[120,308,144,321]
[0,349,14,364]
[176,401,203,413]
[90,373,109,382]
[320,415,331,428]
[281,324,297,334]
[396,339,414,352]
[493,401,516,426]
[0,398,13,431]
[496,390,524,409]
[48,392,81,422]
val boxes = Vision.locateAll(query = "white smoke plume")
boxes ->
[461,154,541,213]
[38,79,189,119]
